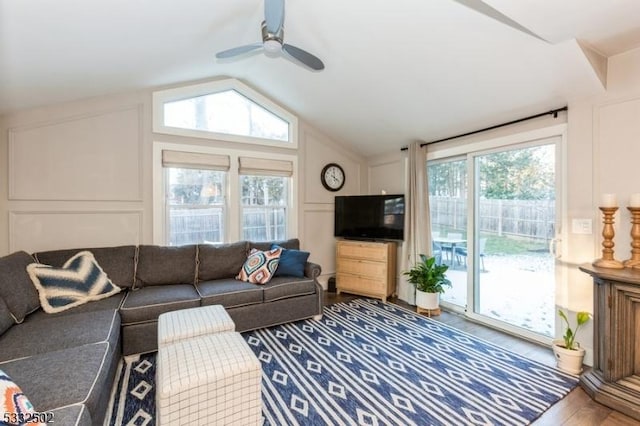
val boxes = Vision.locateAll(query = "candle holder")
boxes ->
[593,206,624,269]
[627,206,640,269]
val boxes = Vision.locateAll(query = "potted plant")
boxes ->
[403,254,451,310]
[553,309,592,374]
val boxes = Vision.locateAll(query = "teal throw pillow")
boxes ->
[271,244,310,278]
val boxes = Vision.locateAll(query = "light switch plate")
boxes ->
[572,218,592,234]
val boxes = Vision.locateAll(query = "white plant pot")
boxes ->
[415,290,439,310]
[552,339,586,375]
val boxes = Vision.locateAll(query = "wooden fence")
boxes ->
[430,196,555,241]
[169,206,285,245]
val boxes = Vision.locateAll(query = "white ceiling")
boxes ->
[2,0,640,156]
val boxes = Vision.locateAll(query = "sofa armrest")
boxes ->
[304,262,322,280]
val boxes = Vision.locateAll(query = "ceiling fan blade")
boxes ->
[216,43,263,59]
[452,0,547,43]
[264,0,285,34]
[282,44,324,71]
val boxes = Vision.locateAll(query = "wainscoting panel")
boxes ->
[303,208,336,286]
[9,210,142,253]
[8,105,143,201]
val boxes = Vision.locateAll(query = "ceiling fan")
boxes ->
[216,0,325,71]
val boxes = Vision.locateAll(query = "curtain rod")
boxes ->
[400,106,568,151]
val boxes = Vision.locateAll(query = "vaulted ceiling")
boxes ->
[2,0,640,156]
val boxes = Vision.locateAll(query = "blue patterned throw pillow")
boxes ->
[236,248,282,284]
[0,369,44,425]
[27,251,121,314]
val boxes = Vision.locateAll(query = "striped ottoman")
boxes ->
[156,332,262,425]
[157,305,235,348]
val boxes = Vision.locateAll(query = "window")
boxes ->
[164,90,289,142]
[162,150,230,245]
[153,144,297,245]
[239,156,293,242]
[153,79,298,148]
[166,168,226,245]
[241,176,288,241]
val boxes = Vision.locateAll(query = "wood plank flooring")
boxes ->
[324,292,640,425]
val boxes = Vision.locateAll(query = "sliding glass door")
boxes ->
[428,135,563,341]
[428,158,468,311]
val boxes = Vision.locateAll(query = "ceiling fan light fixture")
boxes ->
[264,39,282,54]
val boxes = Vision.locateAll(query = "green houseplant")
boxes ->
[553,309,592,374]
[403,254,451,310]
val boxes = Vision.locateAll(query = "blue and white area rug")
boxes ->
[106,299,578,425]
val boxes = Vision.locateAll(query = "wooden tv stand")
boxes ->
[335,240,397,302]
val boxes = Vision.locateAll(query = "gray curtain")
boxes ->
[400,141,432,305]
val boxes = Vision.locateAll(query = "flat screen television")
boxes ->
[334,194,405,241]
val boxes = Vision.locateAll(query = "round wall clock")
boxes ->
[321,163,345,192]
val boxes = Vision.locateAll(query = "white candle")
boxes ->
[630,193,640,208]
[601,193,617,207]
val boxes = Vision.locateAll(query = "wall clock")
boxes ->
[321,163,345,192]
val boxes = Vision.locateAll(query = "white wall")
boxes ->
[0,79,368,288]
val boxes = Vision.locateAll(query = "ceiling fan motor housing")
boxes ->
[261,21,283,55]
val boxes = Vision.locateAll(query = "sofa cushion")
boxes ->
[120,285,200,325]
[49,404,91,426]
[0,368,42,425]
[197,241,248,281]
[196,279,263,308]
[272,244,310,278]
[27,251,121,314]
[34,245,137,288]
[0,251,41,323]
[250,238,299,252]
[0,309,120,363]
[136,245,197,287]
[27,292,125,322]
[261,276,317,302]
[0,343,113,414]
[236,248,282,284]
[0,297,14,336]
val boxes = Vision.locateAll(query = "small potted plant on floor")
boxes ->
[553,309,592,374]
[403,254,451,310]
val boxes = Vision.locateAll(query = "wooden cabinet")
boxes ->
[336,240,397,302]
[579,264,640,420]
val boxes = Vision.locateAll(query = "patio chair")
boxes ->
[455,238,487,271]
[441,232,462,264]
[432,241,443,265]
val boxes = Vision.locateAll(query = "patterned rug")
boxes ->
[105,299,578,425]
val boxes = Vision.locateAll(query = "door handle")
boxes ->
[549,238,562,259]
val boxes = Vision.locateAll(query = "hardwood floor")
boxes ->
[324,292,640,425]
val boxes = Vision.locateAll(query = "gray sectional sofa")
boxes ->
[0,239,322,426]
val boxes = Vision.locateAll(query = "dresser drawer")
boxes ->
[337,258,387,278]
[336,273,386,293]
[337,242,388,261]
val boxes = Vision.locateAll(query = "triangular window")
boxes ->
[153,79,297,148]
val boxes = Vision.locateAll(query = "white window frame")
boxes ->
[152,78,299,149]
[153,142,298,245]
